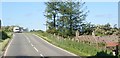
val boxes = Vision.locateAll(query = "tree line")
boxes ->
[44,1,120,38]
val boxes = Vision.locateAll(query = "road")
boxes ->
[4,33,77,57]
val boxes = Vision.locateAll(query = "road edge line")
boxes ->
[3,34,14,56]
[33,34,77,56]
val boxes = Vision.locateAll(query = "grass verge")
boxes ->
[32,32,103,56]
[0,32,12,56]
[0,38,10,51]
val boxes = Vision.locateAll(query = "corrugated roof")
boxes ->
[106,42,119,47]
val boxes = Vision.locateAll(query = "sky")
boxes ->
[0,2,2,19]
[86,2,118,26]
[1,0,119,2]
[2,2,46,31]
[1,2,118,31]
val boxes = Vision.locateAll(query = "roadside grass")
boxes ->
[0,38,10,51]
[32,32,103,56]
[0,32,12,55]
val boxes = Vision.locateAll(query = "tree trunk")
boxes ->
[53,14,56,28]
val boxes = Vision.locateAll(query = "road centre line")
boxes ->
[24,34,31,43]
[33,34,77,56]
[24,34,44,55]
[31,43,34,46]
[33,47,39,52]
[40,54,44,57]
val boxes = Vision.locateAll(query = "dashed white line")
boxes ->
[26,37,28,40]
[31,43,33,46]
[24,34,44,56]
[33,47,38,52]
[33,34,77,56]
[24,34,40,54]
[24,35,31,43]
[40,54,44,57]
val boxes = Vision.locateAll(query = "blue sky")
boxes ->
[1,0,119,2]
[86,2,118,26]
[1,2,118,31]
[0,2,2,19]
[2,2,46,31]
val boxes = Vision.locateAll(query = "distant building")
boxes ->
[106,42,118,48]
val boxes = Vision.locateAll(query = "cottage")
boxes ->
[106,42,119,56]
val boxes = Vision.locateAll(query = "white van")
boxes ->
[13,27,22,33]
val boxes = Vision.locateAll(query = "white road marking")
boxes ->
[31,43,33,46]
[24,34,40,54]
[26,38,28,40]
[33,34,77,56]
[26,38,29,41]
[33,47,38,52]
[24,34,31,43]
[4,34,14,56]
[40,54,44,57]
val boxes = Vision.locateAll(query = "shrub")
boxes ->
[0,31,9,40]
[98,42,106,47]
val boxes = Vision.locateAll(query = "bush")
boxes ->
[46,28,58,34]
[98,42,106,47]
[0,31,9,40]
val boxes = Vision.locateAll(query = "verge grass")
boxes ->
[32,32,103,56]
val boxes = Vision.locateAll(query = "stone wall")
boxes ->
[75,35,119,44]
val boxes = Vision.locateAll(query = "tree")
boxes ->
[81,22,95,35]
[45,2,60,28]
[45,1,89,37]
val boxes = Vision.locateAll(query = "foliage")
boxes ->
[81,22,95,35]
[45,1,120,37]
[45,1,89,37]
[0,31,10,40]
[1,25,19,32]
[94,23,119,36]
[46,28,58,34]
[95,50,112,56]
[98,42,106,47]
